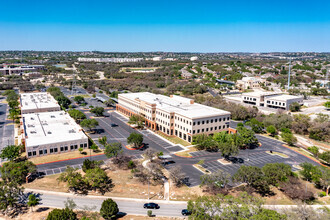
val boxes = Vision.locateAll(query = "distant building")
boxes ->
[0,65,44,75]
[152,57,162,61]
[20,92,61,114]
[236,77,265,90]
[21,111,88,158]
[181,68,193,79]
[242,91,303,110]
[117,92,231,143]
[190,56,198,61]
[77,57,143,63]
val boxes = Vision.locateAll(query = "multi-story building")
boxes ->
[0,65,44,75]
[77,57,144,63]
[236,77,265,90]
[117,92,231,143]
[20,92,61,114]
[21,111,88,158]
[242,91,303,110]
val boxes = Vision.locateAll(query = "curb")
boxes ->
[125,144,144,150]
[281,144,325,166]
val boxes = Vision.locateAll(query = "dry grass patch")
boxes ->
[24,150,104,165]
[169,185,202,201]
[24,173,68,192]
[121,215,179,219]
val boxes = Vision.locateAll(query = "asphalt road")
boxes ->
[0,98,15,157]
[28,190,187,217]
[36,108,320,187]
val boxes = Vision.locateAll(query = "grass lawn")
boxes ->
[174,146,197,157]
[24,149,104,165]
[156,131,191,146]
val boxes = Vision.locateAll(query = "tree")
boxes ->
[90,144,98,152]
[263,113,292,130]
[8,100,19,109]
[251,209,287,220]
[27,194,40,212]
[80,119,99,132]
[193,134,217,151]
[55,95,71,109]
[100,198,119,220]
[127,132,143,148]
[200,170,230,194]
[281,132,297,146]
[237,127,259,148]
[262,163,293,186]
[292,114,310,135]
[84,167,114,195]
[246,118,264,133]
[82,159,101,173]
[169,166,186,187]
[289,102,301,112]
[104,142,122,159]
[74,95,85,104]
[233,165,270,195]
[319,151,330,164]
[68,109,86,123]
[0,145,22,161]
[309,122,330,142]
[307,146,319,157]
[0,160,36,184]
[0,181,24,216]
[266,125,277,136]
[143,148,156,161]
[324,101,330,109]
[46,208,77,220]
[79,147,83,154]
[299,162,322,182]
[98,136,108,148]
[57,166,86,194]
[104,99,115,107]
[128,114,145,129]
[90,107,104,116]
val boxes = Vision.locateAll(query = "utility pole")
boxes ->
[287,57,292,90]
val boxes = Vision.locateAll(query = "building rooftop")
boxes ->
[119,92,230,119]
[20,92,60,112]
[265,94,303,101]
[242,91,280,97]
[23,111,87,148]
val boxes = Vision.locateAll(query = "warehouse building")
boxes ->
[242,91,303,110]
[20,92,61,114]
[22,111,88,158]
[117,92,232,143]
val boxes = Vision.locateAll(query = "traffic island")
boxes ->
[193,164,211,174]
[125,144,144,150]
[266,151,289,158]
[217,158,232,165]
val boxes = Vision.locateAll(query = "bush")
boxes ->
[46,208,77,220]
[289,102,301,112]
[100,198,119,220]
[147,210,153,217]
[318,191,326,197]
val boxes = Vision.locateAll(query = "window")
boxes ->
[28,152,32,157]
[202,121,205,125]
[60,147,64,152]
[74,145,78,149]
[206,120,209,124]
[80,144,84,148]
[33,151,36,156]
[198,121,200,125]
[210,127,213,131]
[84,143,87,148]
[54,148,58,153]
[227,117,230,120]
[219,118,222,122]
[70,145,74,150]
[44,149,47,154]
[197,129,200,133]
[39,150,43,155]
[206,128,209,132]
[50,148,54,153]
[227,124,229,128]
[219,126,221,129]
[223,125,226,129]
[215,119,217,122]
[193,122,196,126]
[202,129,204,132]
[211,119,213,123]
[65,146,68,151]
[214,126,217,130]
[193,130,195,134]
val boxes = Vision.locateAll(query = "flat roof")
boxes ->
[119,92,230,119]
[23,111,88,148]
[265,94,303,101]
[242,91,280,97]
[20,92,60,111]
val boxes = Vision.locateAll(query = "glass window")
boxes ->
[54,148,58,152]
[193,122,196,126]
[215,119,218,122]
[60,147,64,151]
[50,148,54,153]
[211,119,213,123]
[33,151,36,156]
[44,149,47,154]
[28,152,32,157]
[206,120,209,124]
[202,121,205,124]
[202,129,204,132]
[206,128,209,132]
[65,146,68,151]
[39,150,43,155]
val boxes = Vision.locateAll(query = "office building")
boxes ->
[0,65,44,75]
[22,111,88,158]
[20,92,61,114]
[117,92,231,142]
[236,77,265,90]
[77,57,143,63]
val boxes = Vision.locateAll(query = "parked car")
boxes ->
[143,203,160,209]
[110,123,118,127]
[181,209,192,216]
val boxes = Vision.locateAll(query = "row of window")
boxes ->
[27,143,88,157]
[266,100,285,106]
[243,97,257,101]
[193,117,230,126]
[192,124,229,134]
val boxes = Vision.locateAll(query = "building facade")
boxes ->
[236,77,265,90]
[117,92,231,143]
[0,65,44,75]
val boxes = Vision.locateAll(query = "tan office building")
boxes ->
[117,92,231,143]
[20,92,61,114]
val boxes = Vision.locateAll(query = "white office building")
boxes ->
[242,92,303,110]
[22,111,88,157]
[77,57,144,63]
[0,65,44,75]
[20,92,61,114]
[117,92,232,143]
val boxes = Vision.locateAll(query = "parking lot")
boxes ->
[0,98,15,156]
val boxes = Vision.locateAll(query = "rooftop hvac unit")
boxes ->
[47,131,52,134]
[30,117,34,120]
[30,131,36,134]
[69,129,76,133]
[50,115,55,118]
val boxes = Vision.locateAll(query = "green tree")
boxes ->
[55,95,71,109]
[68,109,86,123]
[100,198,119,220]
[128,114,145,129]
[266,125,277,136]
[0,145,22,161]
[90,144,99,152]
[246,118,264,133]
[200,170,230,193]
[0,181,24,216]
[281,132,297,146]
[289,102,301,112]
[82,159,101,173]
[98,136,108,148]
[0,160,36,184]
[262,163,293,186]
[84,167,113,195]
[90,107,104,116]
[127,132,143,148]
[8,100,19,109]
[319,151,330,164]
[104,142,122,159]
[57,166,86,193]
[251,209,287,220]
[46,208,78,220]
[299,162,322,182]
[193,134,217,151]
[324,101,330,109]
[27,194,40,212]
[74,95,85,104]
[80,119,99,132]
[237,127,259,148]
[307,146,319,156]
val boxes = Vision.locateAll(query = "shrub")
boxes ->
[100,198,119,220]
[46,208,77,220]
[318,191,326,197]
[147,210,153,217]
[127,160,136,169]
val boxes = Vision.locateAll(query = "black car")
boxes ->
[143,203,160,209]
[181,209,192,216]
[110,123,118,127]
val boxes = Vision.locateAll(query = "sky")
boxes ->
[0,0,329,52]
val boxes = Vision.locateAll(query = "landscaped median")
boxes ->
[174,146,198,158]
[125,144,144,150]
[265,150,289,158]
